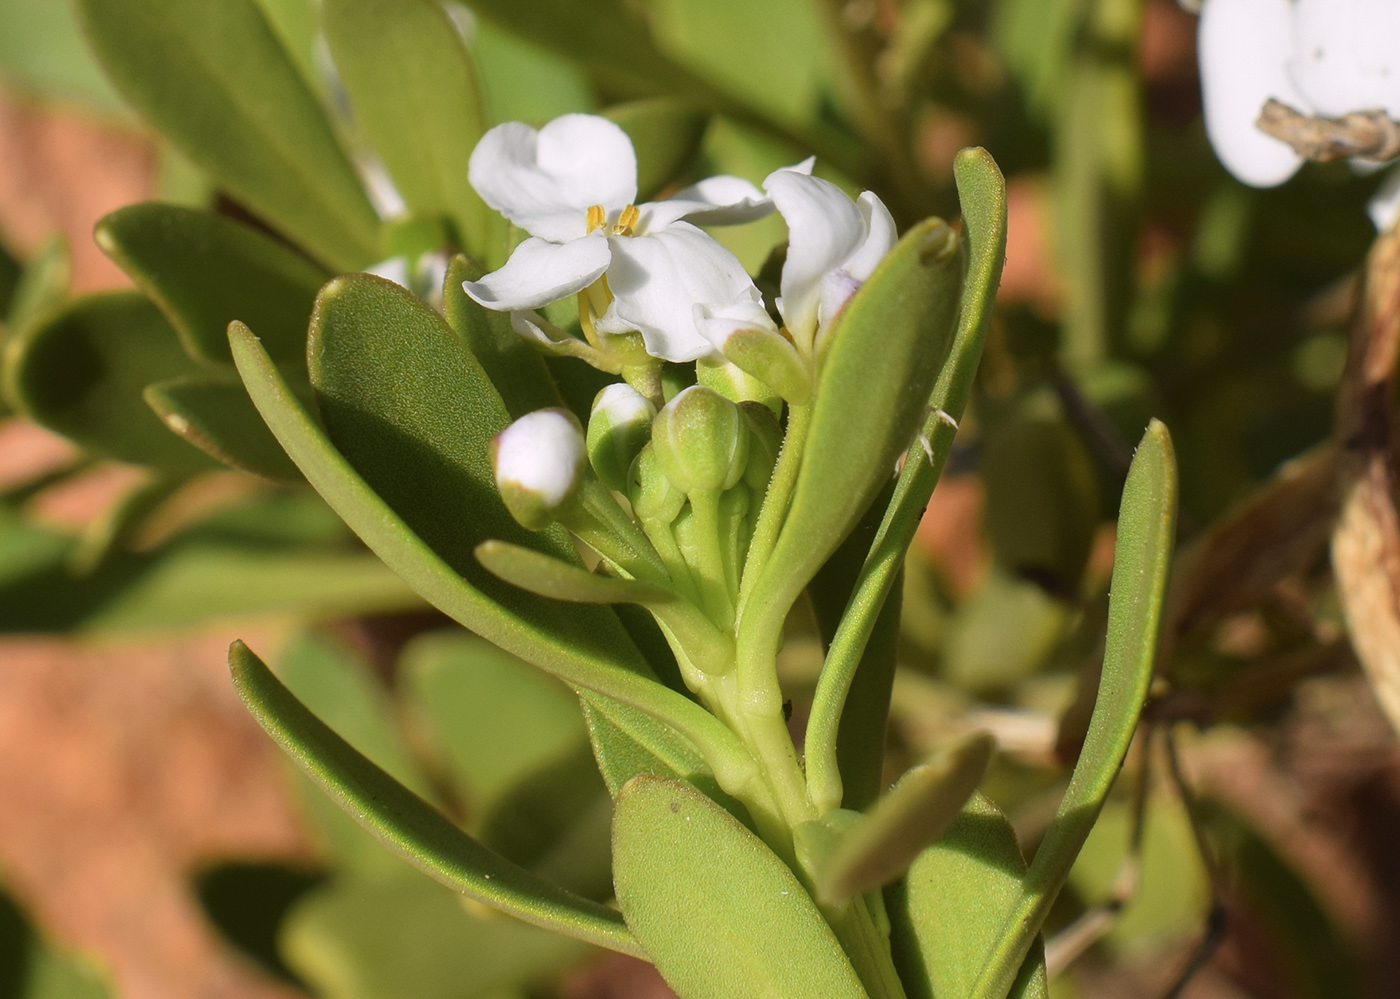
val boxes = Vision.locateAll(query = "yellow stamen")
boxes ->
[586,204,606,233]
[613,204,640,237]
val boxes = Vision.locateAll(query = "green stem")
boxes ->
[569,480,669,584]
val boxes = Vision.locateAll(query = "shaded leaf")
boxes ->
[75,0,380,270]
[5,236,70,336]
[230,639,645,956]
[145,375,302,480]
[612,775,867,999]
[3,291,217,471]
[96,201,327,365]
[322,0,496,258]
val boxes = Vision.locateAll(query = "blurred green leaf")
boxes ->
[441,255,561,419]
[970,421,1176,999]
[741,217,963,667]
[229,640,644,955]
[281,869,590,999]
[194,860,326,988]
[0,880,111,999]
[815,732,995,904]
[400,632,585,817]
[942,567,1071,693]
[323,0,496,260]
[66,472,182,577]
[145,375,303,481]
[5,236,71,337]
[74,0,381,271]
[981,414,1100,595]
[252,0,320,94]
[603,98,711,200]
[887,793,1048,999]
[0,0,127,115]
[467,14,596,124]
[95,202,328,366]
[612,775,867,999]
[230,322,747,776]
[3,291,217,471]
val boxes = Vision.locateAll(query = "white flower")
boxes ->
[699,169,897,359]
[463,113,785,363]
[1199,0,1400,189]
[491,409,586,529]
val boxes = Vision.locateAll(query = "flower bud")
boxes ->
[651,386,749,494]
[628,442,686,525]
[587,383,656,492]
[491,408,586,530]
[739,401,782,493]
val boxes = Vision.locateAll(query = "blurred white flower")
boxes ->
[1199,0,1400,189]
[463,113,787,363]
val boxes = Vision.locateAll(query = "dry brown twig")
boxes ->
[1257,98,1400,163]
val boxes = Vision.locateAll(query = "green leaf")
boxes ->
[145,375,301,480]
[612,775,868,999]
[399,631,587,817]
[229,639,645,956]
[603,99,711,200]
[3,291,217,471]
[322,0,496,259]
[229,319,753,785]
[816,732,995,904]
[469,15,596,125]
[969,420,1177,999]
[741,217,963,669]
[74,0,381,271]
[476,540,676,605]
[95,202,328,366]
[887,793,1047,999]
[0,0,127,115]
[282,869,591,999]
[802,148,1007,814]
[67,472,184,576]
[5,236,70,336]
[441,255,561,419]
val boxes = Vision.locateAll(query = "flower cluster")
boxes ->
[462,113,896,385]
[1199,0,1400,216]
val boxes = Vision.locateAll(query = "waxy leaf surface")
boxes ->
[145,375,302,481]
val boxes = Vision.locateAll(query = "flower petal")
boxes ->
[1198,0,1307,188]
[468,115,638,241]
[1291,0,1400,118]
[841,191,898,282]
[463,234,610,311]
[598,223,760,362]
[764,169,866,342]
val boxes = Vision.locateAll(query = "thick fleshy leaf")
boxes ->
[738,217,962,664]
[612,775,868,999]
[0,0,126,115]
[442,255,560,419]
[887,793,1048,999]
[968,421,1176,999]
[475,540,674,605]
[229,639,644,956]
[0,881,112,999]
[801,149,1006,814]
[282,869,590,999]
[3,292,216,471]
[95,202,327,366]
[229,319,751,782]
[145,375,302,481]
[5,236,70,335]
[74,0,381,270]
[816,732,995,904]
[603,98,711,201]
[322,0,496,258]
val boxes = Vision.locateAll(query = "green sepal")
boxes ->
[74,0,381,271]
[228,639,644,957]
[145,375,303,481]
[815,731,995,904]
[612,775,869,999]
[95,201,328,366]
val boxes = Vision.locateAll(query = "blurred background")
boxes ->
[1,0,1399,997]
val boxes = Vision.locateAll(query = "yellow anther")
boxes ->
[613,204,640,237]
[586,204,606,233]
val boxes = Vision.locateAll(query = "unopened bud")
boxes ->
[652,386,749,494]
[587,383,656,492]
[739,402,782,493]
[491,408,585,530]
[628,443,686,524]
